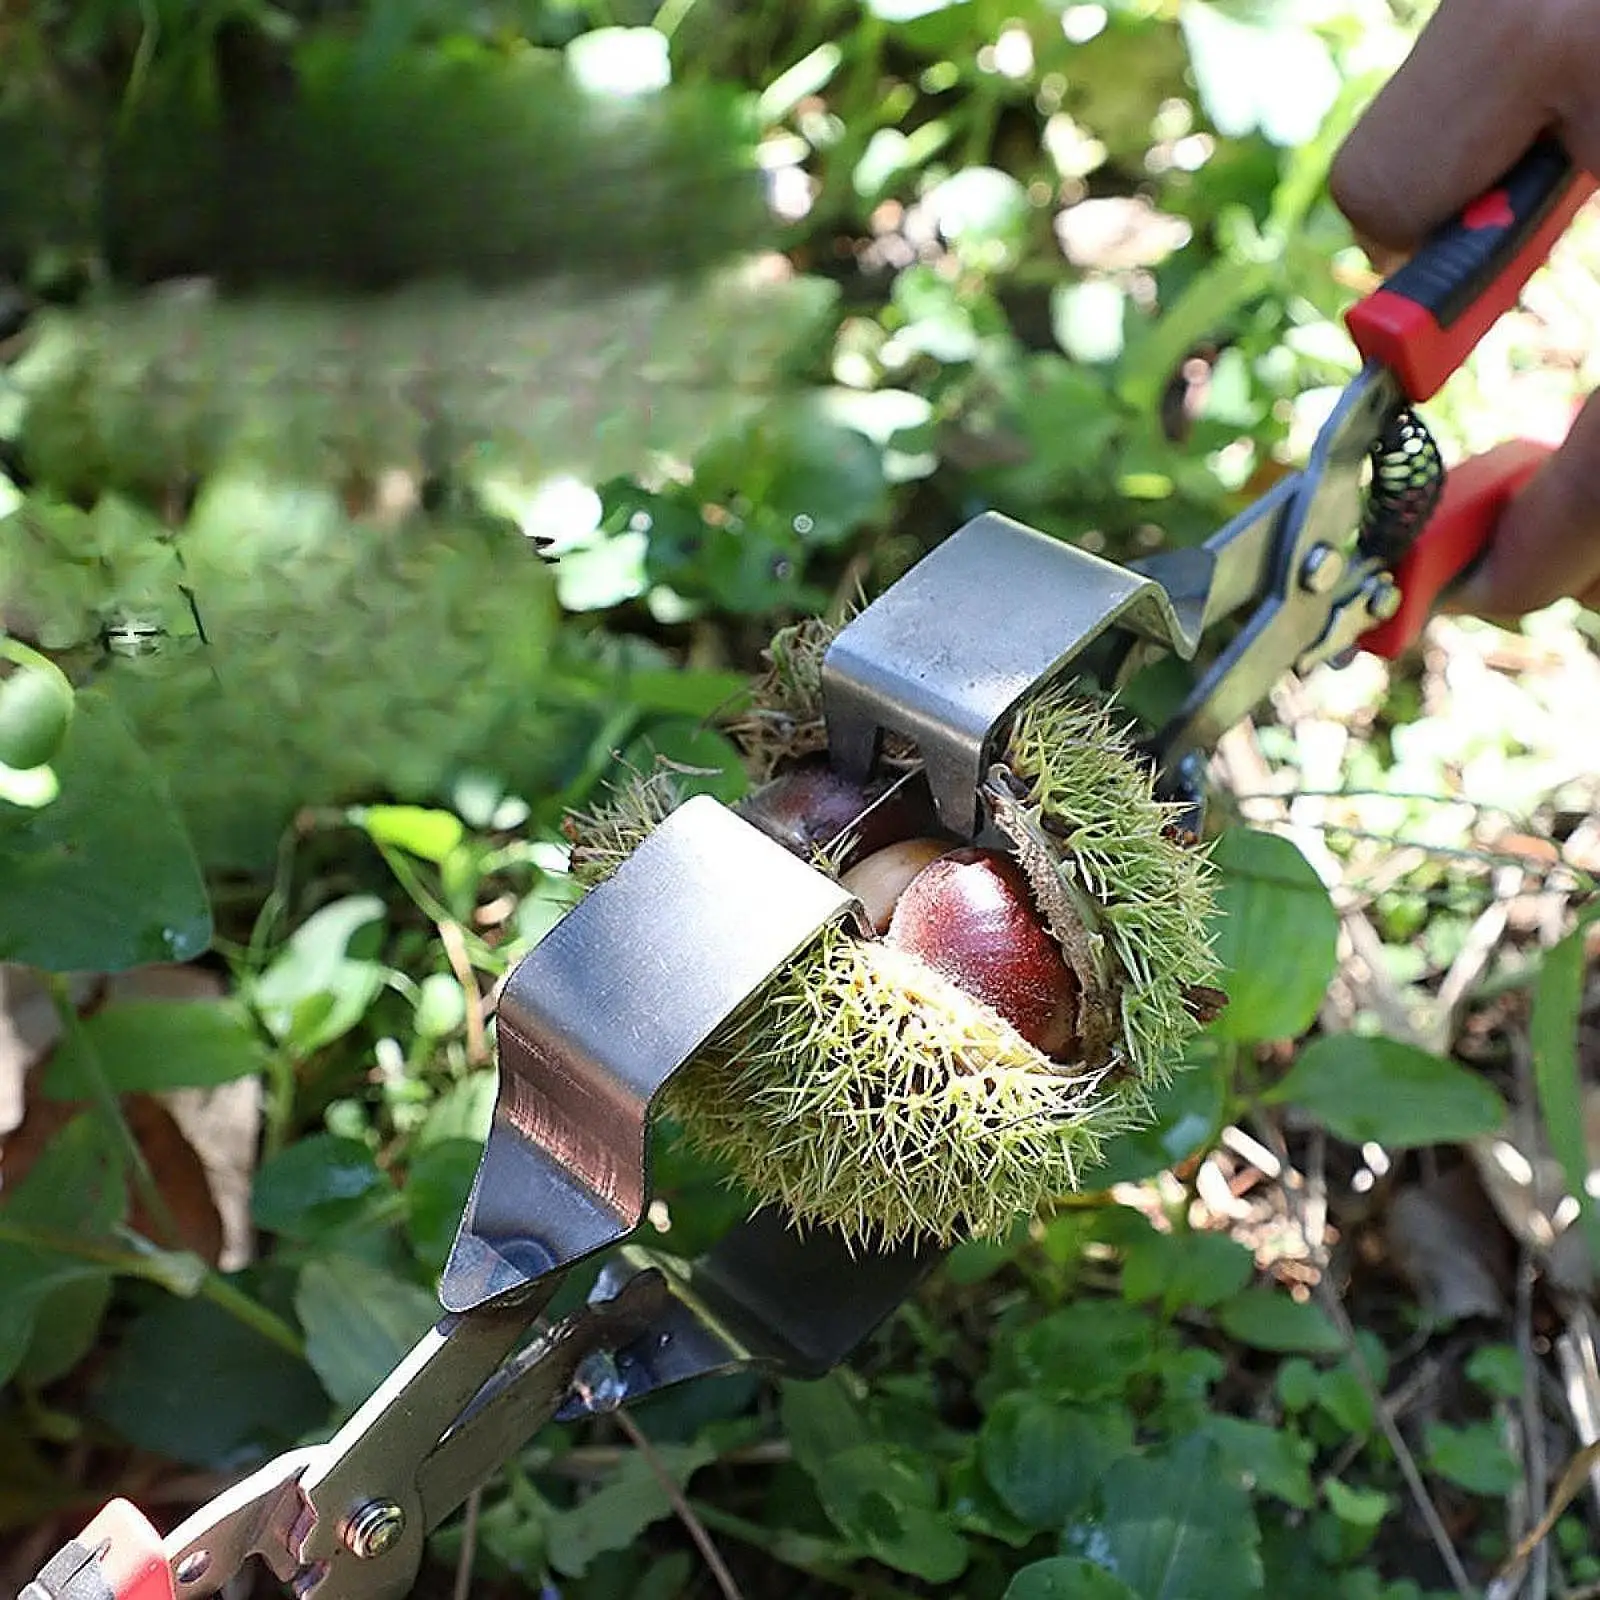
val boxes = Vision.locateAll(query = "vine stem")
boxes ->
[0,1216,304,1358]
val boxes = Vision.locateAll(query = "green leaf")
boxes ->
[43,1000,265,1098]
[546,1441,716,1578]
[1323,1478,1391,1529]
[1265,1034,1504,1148]
[1081,1437,1263,1600]
[1121,1226,1253,1313]
[620,721,748,805]
[1006,1558,1139,1600]
[1093,1041,1225,1185]
[1532,924,1600,1268]
[814,1443,969,1584]
[1207,829,1338,1042]
[980,1397,1134,1528]
[295,1256,439,1410]
[0,693,210,970]
[402,1139,480,1275]
[1015,1301,1156,1400]
[1217,1288,1343,1354]
[94,1291,326,1468]
[781,1375,873,1480]
[252,1135,391,1239]
[1466,1344,1525,1402]
[0,1113,127,1383]
[1423,1420,1519,1497]
[249,895,388,1054]
[353,804,465,863]
[1200,1416,1314,1509]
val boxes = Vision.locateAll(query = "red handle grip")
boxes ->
[1361,439,1553,658]
[24,1502,173,1600]
[1348,139,1596,402]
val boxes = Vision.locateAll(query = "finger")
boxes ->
[1450,387,1600,618]
[1329,0,1570,251]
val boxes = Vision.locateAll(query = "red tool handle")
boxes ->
[1347,138,1596,402]
[1361,439,1553,658]
[24,1501,174,1600]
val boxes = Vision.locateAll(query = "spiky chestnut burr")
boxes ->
[563,671,1221,1248]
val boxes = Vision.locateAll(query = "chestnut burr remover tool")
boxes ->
[31,140,1594,1600]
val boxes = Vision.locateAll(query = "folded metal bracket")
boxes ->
[439,796,857,1314]
[821,512,1201,836]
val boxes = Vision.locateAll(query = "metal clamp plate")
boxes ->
[440,795,857,1313]
[821,512,1200,835]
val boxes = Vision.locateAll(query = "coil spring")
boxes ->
[1361,405,1444,562]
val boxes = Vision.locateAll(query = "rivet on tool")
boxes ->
[570,1350,628,1414]
[174,1550,212,1585]
[1299,543,1344,594]
[343,1500,406,1560]
[1366,576,1402,622]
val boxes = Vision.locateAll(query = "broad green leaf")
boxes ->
[980,1397,1134,1528]
[94,1292,326,1467]
[1465,1344,1524,1401]
[1081,1437,1263,1600]
[1323,1479,1391,1530]
[947,1454,1036,1548]
[1423,1421,1519,1497]
[15,1276,113,1388]
[1093,1040,1225,1186]
[1121,1226,1254,1313]
[1267,1034,1503,1148]
[1200,1416,1314,1509]
[620,721,747,805]
[252,1135,390,1239]
[1531,925,1600,1268]
[1217,1289,1343,1354]
[781,1375,873,1480]
[1207,829,1338,1042]
[352,804,465,863]
[0,1113,127,1384]
[296,1256,439,1410]
[402,1139,480,1275]
[1006,1559,1139,1600]
[545,1441,716,1578]
[249,895,388,1054]
[0,693,209,970]
[1015,1301,1156,1400]
[815,1444,969,1583]
[43,1000,265,1098]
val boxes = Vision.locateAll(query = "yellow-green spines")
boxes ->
[667,927,1130,1245]
[997,691,1219,1086]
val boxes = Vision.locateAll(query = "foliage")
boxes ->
[1,1,1594,1598]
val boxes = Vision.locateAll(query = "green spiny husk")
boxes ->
[996,691,1219,1087]
[565,664,1221,1247]
[667,927,1136,1245]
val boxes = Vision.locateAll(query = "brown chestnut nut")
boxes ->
[737,759,938,870]
[886,847,1079,1058]
[839,837,953,933]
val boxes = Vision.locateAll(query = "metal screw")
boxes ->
[1299,543,1344,595]
[343,1500,406,1560]
[1366,576,1402,622]
[570,1349,628,1415]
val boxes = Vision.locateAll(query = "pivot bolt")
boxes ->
[1365,576,1402,622]
[343,1500,406,1560]
[1299,544,1344,595]
[570,1349,628,1415]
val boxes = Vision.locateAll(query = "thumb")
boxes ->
[1450,389,1600,618]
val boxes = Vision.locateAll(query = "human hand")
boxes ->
[1330,0,1600,618]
